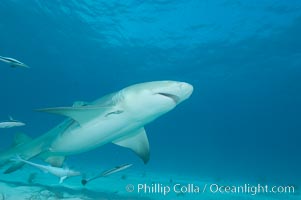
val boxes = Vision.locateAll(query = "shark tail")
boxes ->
[1,119,73,174]
[0,132,45,174]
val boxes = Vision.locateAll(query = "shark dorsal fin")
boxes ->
[113,128,150,164]
[13,132,32,147]
[36,106,115,125]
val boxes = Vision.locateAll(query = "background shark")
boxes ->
[0,116,25,128]
[0,56,29,68]
[0,81,193,173]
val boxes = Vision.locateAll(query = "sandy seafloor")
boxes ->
[0,164,299,200]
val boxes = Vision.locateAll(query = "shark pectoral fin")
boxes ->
[44,156,65,167]
[59,176,67,184]
[36,106,114,125]
[113,128,150,164]
[13,132,32,147]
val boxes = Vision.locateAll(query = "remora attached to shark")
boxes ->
[81,163,133,185]
[0,81,193,173]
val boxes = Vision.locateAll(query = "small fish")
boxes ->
[0,56,29,68]
[11,155,81,184]
[81,163,132,185]
[0,116,25,128]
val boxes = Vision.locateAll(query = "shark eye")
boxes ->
[156,93,180,103]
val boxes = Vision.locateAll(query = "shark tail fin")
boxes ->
[3,154,25,174]
[0,133,45,174]
[1,119,73,173]
[13,132,32,147]
[0,133,32,167]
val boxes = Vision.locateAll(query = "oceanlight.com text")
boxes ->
[209,183,295,196]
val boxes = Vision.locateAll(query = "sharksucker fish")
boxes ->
[11,155,80,183]
[0,81,193,174]
[81,163,133,185]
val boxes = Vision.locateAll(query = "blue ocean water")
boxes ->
[0,0,300,197]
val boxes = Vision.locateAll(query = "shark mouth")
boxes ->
[157,92,180,104]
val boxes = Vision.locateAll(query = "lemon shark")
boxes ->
[0,81,193,173]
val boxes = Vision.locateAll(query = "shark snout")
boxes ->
[179,82,193,94]
[177,82,193,102]
[154,82,193,104]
